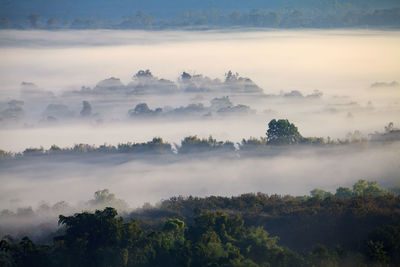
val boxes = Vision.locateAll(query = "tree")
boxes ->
[27,14,40,28]
[180,72,192,80]
[310,189,333,199]
[335,187,353,199]
[161,219,185,250]
[134,69,153,79]
[132,103,151,114]
[353,180,388,197]
[266,119,303,144]
[366,240,389,263]
[225,70,239,82]
[367,224,400,265]
[56,207,134,267]
[385,122,394,133]
[80,101,92,117]
[87,189,128,211]
[0,237,49,267]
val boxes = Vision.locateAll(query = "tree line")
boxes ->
[1,119,398,161]
[1,180,400,266]
[1,7,400,30]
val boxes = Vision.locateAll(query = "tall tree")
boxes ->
[266,119,303,144]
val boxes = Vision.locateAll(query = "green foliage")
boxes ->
[2,189,400,267]
[189,211,245,243]
[179,135,235,154]
[240,137,267,151]
[366,224,400,265]
[309,180,390,200]
[0,208,304,267]
[353,180,389,197]
[300,137,325,145]
[55,207,146,267]
[266,119,303,145]
[334,187,354,199]
[366,240,389,263]
[310,189,333,199]
[155,186,399,261]
[0,237,50,267]
[1,121,399,162]
[160,218,185,250]
[306,244,339,267]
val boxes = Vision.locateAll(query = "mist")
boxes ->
[0,30,399,146]
[1,140,399,239]
[1,143,399,209]
[1,29,400,93]
[0,28,400,242]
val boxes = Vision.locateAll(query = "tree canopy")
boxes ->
[266,119,303,145]
[1,180,400,267]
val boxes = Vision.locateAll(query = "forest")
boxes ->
[1,0,400,29]
[0,119,399,161]
[0,3,399,266]
[1,180,400,267]
[1,121,399,266]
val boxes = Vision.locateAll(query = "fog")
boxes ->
[0,29,400,239]
[1,29,399,94]
[0,30,399,152]
[2,144,400,210]
[1,142,399,239]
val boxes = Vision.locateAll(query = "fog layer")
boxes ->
[1,29,399,93]
[0,29,399,240]
[1,143,399,211]
[0,30,399,151]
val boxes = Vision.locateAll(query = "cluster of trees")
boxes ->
[7,137,172,159]
[1,120,398,161]
[128,98,253,119]
[84,70,262,95]
[1,6,400,30]
[160,7,400,28]
[179,136,235,154]
[264,119,371,145]
[0,208,301,267]
[0,100,92,123]
[0,190,130,242]
[310,180,390,199]
[139,182,400,264]
[1,180,400,266]
[0,100,24,121]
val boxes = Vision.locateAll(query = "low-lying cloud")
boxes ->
[1,142,399,239]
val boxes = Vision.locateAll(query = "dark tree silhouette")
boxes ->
[80,101,92,117]
[266,119,303,144]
